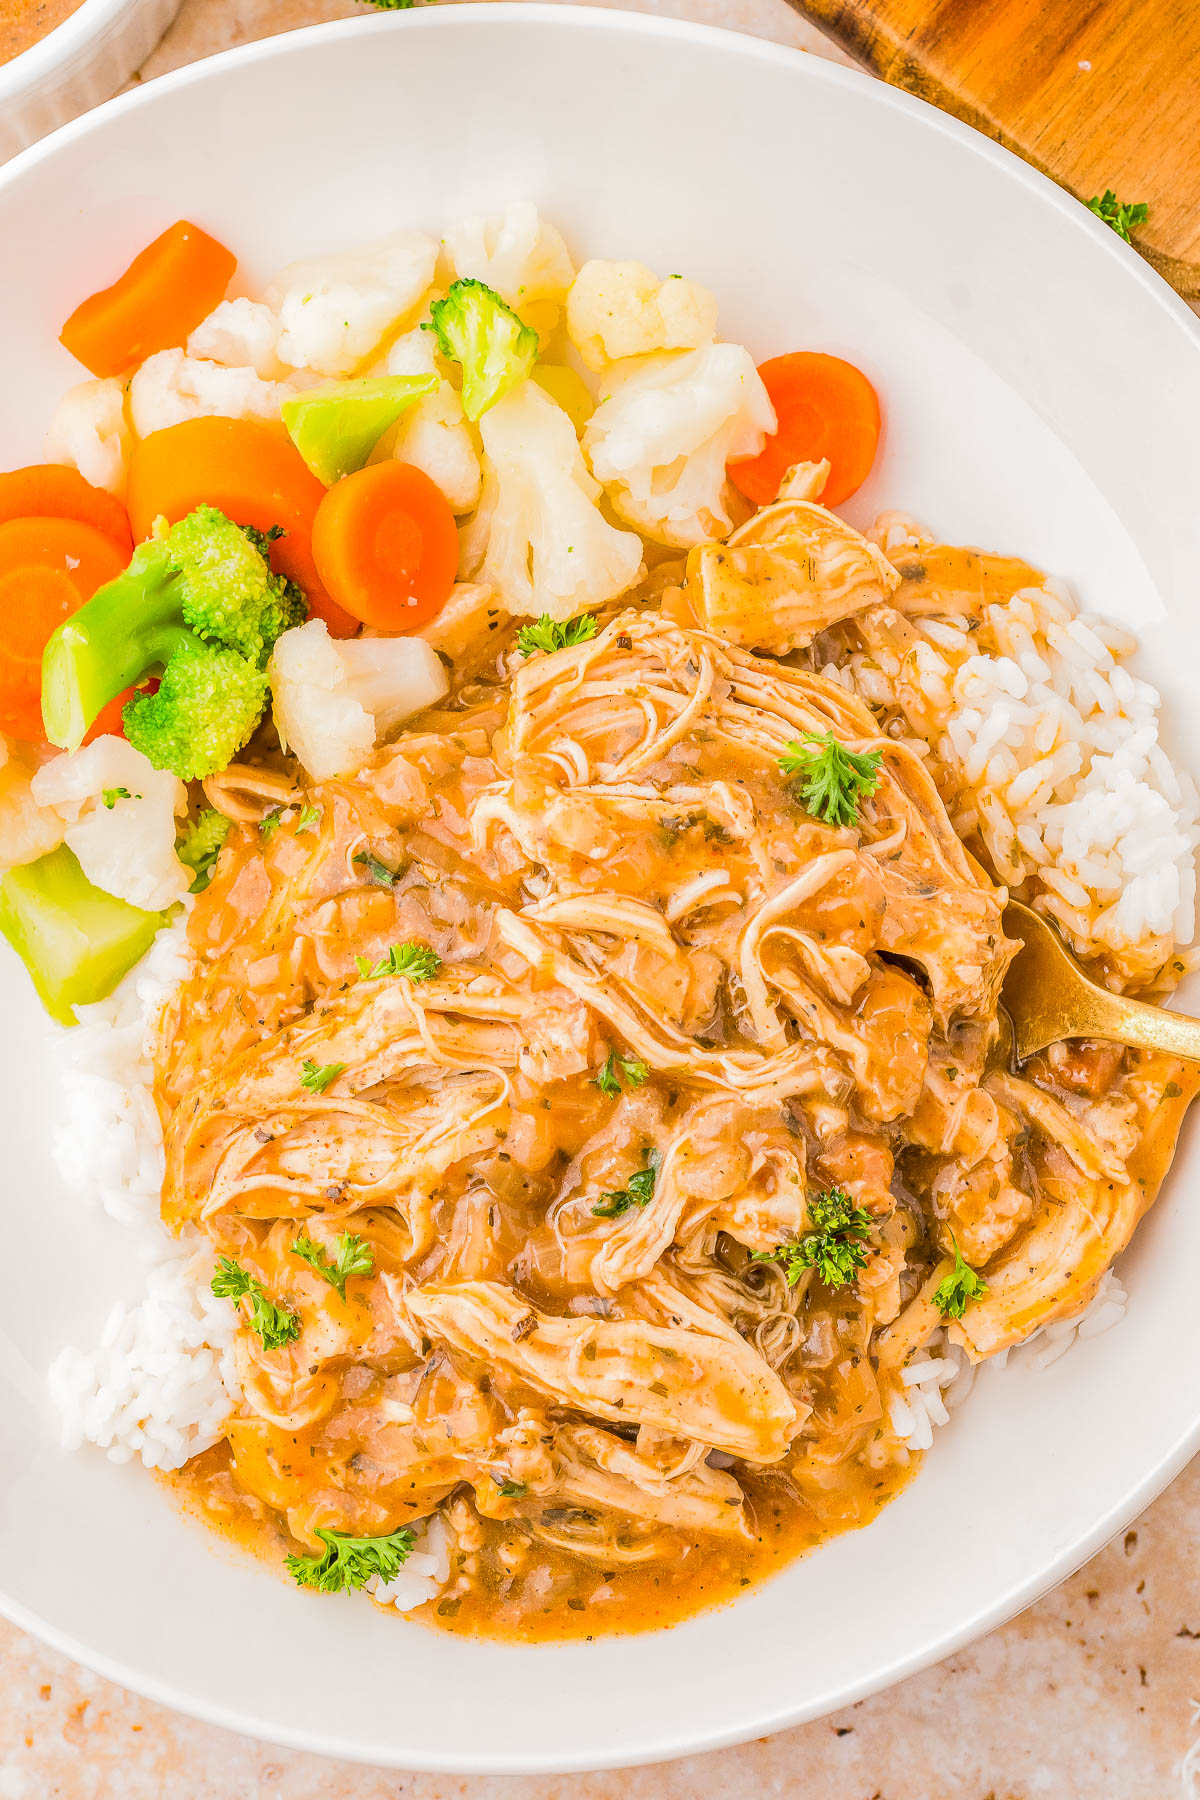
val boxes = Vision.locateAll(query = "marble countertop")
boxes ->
[4,1,1200,1793]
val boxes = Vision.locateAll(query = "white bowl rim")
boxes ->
[3,5,1200,1771]
[0,0,155,101]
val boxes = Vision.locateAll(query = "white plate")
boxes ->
[0,0,183,161]
[2,6,1200,1774]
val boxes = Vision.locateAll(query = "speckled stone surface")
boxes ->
[4,1,1200,1793]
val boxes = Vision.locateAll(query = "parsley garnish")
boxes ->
[285,1525,416,1593]
[933,1234,988,1319]
[754,1187,873,1290]
[498,1479,527,1498]
[593,1052,650,1098]
[353,849,401,886]
[1086,190,1149,244]
[300,1058,345,1093]
[780,732,882,828]
[354,941,441,982]
[101,786,134,808]
[176,809,231,893]
[592,1151,659,1218]
[516,613,598,658]
[291,1230,375,1301]
[295,805,322,834]
[211,1257,301,1350]
[259,809,283,841]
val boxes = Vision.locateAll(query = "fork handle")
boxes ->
[1092,994,1200,1063]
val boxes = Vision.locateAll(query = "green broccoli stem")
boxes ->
[42,543,195,751]
[0,846,164,1025]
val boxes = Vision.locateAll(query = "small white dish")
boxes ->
[0,0,182,161]
[1,5,1200,1773]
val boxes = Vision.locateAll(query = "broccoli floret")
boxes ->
[123,639,268,782]
[165,506,306,666]
[41,505,307,777]
[176,807,232,892]
[426,278,538,421]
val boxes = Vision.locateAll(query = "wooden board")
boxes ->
[790,0,1200,297]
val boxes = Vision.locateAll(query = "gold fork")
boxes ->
[997,898,1200,1063]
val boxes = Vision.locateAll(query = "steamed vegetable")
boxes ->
[30,737,190,912]
[268,617,449,782]
[126,417,356,639]
[780,732,882,829]
[0,465,132,555]
[728,352,881,510]
[176,808,231,892]
[43,379,132,496]
[265,230,438,379]
[310,461,459,630]
[443,202,575,328]
[60,220,237,379]
[582,343,775,548]
[40,505,301,776]
[426,279,538,421]
[281,374,437,484]
[461,381,642,621]
[566,260,717,369]
[0,844,163,1025]
[0,517,129,743]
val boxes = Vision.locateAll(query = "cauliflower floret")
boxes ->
[129,349,292,439]
[444,203,574,335]
[0,739,65,875]
[30,738,189,911]
[44,378,131,495]
[268,620,449,783]
[187,298,284,379]
[267,231,438,378]
[583,343,775,549]
[384,327,482,513]
[566,261,718,370]
[460,380,643,621]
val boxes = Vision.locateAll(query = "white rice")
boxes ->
[838,525,1200,989]
[367,1516,452,1612]
[890,1272,1129,1450]
[46,908,239,1474]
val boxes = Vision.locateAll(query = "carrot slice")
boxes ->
[728,352,881,510]
[0,465,132,557]
[60,220,237,379]
[311,461,459,632]
[126,417,357,638]
[0,517,128,742]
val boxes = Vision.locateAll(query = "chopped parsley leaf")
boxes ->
[592,1150,659,1219]
[258,808,284,841]
[354,941,441,982]
[593,1051,650,1098]
[779,732,882,828]
[933,1234,988,1319]
[754,1186,873,1290]
[285,1524,416,1593]
[1086,190,1149,244]
[300,1058,346,1094]
[295,805,322,834]
[353,849,402,886]
[498,1478,527,1498]
[290,1230,374,1301]
[516,612,598,658]
[211,1256,301,1350]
